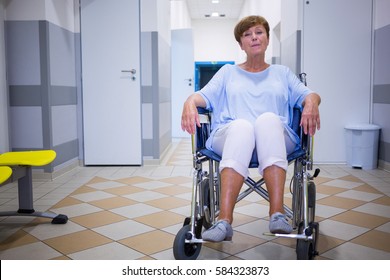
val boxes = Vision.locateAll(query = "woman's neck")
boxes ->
[240,56,269,72]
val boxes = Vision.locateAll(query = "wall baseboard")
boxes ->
[378,159,390,172]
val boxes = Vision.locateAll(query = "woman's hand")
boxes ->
[181,94,206,135]
[301,93,321,136]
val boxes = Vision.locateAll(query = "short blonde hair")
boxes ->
[234,15,270,43]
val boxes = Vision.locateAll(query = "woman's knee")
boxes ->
[255,112,281,127]
[226,119,255,148]
[229,119,254,135]
[255,112,284,135]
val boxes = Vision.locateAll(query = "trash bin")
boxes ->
[345,124,381,169]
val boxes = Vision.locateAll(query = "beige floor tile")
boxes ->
[119,230,175,255]
[316,234,345,255]
[313,176,333,185]
[232,213,259,227]
[351,230,390,252]
[52,255,71,260]
[317,196,366,209]
[316,185,348,195]
[44,229,112,255]
[71,211,127,228]
[373,195,390,206]
[204,231,267,255]
[68,242,145,260]
[70,185,97,195]
[159,176,193,185]
[89,196,137,210]
[51,196,83,209]
[0,229,39,251]
[145,197,191,210]
[271,236,296,249]
[153,185,192,195]
[134,211,185,228]
[86,177,109,184]
[115,176,153,185]
[323,179,364,189]
[104,185,144,196]
[354,184,385,194]
[338,175,364,183]
[330,210,390,228]
[0,241,63,260]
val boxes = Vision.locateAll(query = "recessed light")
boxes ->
[212,0,220,3]
[211,12,219,17]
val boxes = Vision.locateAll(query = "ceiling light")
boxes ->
[212,0,220,3]
[211,12,219,17]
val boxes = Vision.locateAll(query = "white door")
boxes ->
[171,29,194,138]
[302,0,372,163]
[81,0,142,165]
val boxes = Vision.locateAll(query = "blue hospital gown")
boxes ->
[197,64,312,152]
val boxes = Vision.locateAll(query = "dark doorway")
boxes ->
[194,61,234,91]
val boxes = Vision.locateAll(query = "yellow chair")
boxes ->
[0,150,68,224]
[0,166,12,185]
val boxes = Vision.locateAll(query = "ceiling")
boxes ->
[182,0,245,19]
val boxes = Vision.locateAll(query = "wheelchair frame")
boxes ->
[173,73,320,260]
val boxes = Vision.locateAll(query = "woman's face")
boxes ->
[239,24,269,56]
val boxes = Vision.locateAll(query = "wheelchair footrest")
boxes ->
[263,232,313,240]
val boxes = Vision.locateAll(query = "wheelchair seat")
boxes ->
[196,107,307,167]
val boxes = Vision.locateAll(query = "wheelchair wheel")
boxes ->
[201,178,213,229]
[296,181,318,260]
[308,181,316,221]
[173,224,202,260]
[296,221,319,260]
[296,238,315,260]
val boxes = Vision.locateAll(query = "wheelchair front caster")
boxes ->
[296,239,317,260]
[296,221,319,260]
[173,225,202,260]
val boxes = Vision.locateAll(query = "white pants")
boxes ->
[210,112,296,178]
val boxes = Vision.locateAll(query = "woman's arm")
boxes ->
[181,93,207,135]
[301,93,321,136]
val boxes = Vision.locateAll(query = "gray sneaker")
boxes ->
[202,220,233,242]
[269,212,293,234]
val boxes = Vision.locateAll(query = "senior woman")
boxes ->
[181,15,321,242]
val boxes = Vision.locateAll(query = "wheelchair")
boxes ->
[173,73,320,260]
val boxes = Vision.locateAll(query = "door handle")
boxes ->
[185,78,192,86]
[121,69,136,74]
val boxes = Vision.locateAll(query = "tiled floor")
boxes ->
[0,138,390,260]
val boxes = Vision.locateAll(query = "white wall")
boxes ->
[3,0,45,21]
[192,19,240,62]
[0,0,8,153]
[280,0,302,42]
[191,0,283,64]
[3,0,76,32]
[375,0,390,29]
[300,0,373,164]
[171,0,191,29]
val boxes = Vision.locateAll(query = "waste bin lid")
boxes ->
[345,124,381,130]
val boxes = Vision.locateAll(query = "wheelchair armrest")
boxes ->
[291,106,315,170]
[191,108,211,154]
